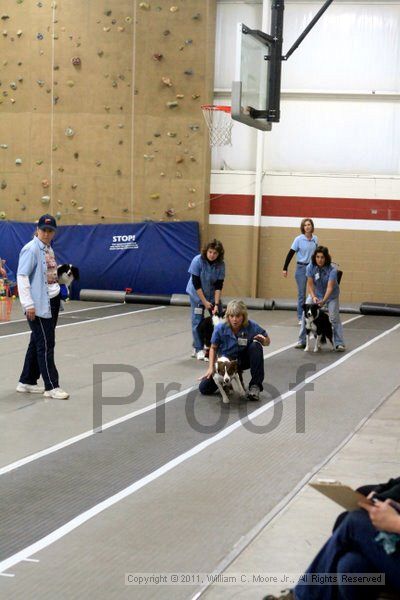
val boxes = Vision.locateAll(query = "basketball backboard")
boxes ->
[231,1,334,131]
[232,23,273,132]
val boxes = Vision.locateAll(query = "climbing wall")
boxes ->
[0,0,216,231]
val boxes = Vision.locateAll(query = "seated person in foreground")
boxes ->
[264,489,400,600]
[198,299,270,401]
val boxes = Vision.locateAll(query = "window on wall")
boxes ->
[214,1,400,175]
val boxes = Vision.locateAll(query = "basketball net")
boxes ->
[201,105,232,147]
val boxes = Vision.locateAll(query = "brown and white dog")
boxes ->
[213,356,246,404]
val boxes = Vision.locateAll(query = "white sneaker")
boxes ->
[191,348,196,358]
[43,387,69,400]
[196,350,205,360]
[16,382,45,394]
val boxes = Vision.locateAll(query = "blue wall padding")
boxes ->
[0,221,200,298]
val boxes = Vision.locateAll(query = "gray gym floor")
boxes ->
[1,300,399,599]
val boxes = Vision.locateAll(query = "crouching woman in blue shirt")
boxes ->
[296,245,345,352]
[16,214,69,400]
[199,299,270,401]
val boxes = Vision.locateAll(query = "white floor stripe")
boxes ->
[191,382,400,600]
[22,558,39,563]
[0,314,363,476]
[341,314,363,325]
[1,319,399,575]
[0,303,120,327]
[0,305,166,340]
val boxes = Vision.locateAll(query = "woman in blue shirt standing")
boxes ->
[296,245,345,352]
[186,239,225,360]
[16,214,69,399]
[283,218,318,323]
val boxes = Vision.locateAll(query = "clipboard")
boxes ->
[309,481,372,511]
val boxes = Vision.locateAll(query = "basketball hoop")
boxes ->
[201,105,232,147]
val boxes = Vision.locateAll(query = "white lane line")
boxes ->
[22,558,39,563]
[0,386,196,476]
[0,305,166,340]
[342,314,363,325]
[191,382,400,600]
[0,303,121,327]
[1,319,399,575]
[0,572,15,577]
[0,313,363,476]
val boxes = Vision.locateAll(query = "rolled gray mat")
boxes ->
[170,294,190,307]
[360,302,400,316]
[223,296,266,310]
[125,293,171,305]
[79,289,126,303]
[273,298,298,311]
[340,304,360,314]
[264,299,275,310]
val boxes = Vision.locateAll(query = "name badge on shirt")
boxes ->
[194,307,203,315]
[238,337,248,346]
[314,272,320,280]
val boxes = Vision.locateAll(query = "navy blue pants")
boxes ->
[294,510,400,600]
[199,341,265,395]
[20,295,60,391]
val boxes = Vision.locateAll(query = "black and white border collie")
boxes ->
[57,264,80,300]
[198,310,225,362]
[303,303,334,352]
[213,356,246,404]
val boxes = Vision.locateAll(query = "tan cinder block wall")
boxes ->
[208,224,255,297]
[209,224,400,304]
[260,227,400,304]
[0,0,216,231]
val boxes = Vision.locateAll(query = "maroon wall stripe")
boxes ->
[210,194,400,221]
[210,194,254,215]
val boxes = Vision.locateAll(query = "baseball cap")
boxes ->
[38,214,57,231]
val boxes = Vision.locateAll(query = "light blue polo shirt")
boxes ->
[17,236,52,318]
[291,234,318,264]
[306,263,339,300]
[186,254,225,303]
[211,320,267,359]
